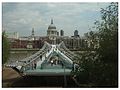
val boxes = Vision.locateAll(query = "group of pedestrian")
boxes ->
[50,59,64,68]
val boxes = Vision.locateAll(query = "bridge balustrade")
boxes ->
[58,42,80,62]
[57,47,73,60]
[59,42,75,56]
[19,42,51,62]
[19,42,52,72]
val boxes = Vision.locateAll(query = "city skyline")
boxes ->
[2,2,110,37]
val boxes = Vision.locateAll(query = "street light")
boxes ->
[63,63,67,87]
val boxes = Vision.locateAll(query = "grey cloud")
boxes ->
[2,3,110,36]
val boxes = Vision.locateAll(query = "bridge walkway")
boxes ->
[5,41,79,76]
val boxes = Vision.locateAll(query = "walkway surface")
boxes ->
[24,68,71,76]
[2,67,77,87]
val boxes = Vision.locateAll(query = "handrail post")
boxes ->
[64,65,67,87]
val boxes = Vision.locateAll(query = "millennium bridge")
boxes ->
[5,41,79,76]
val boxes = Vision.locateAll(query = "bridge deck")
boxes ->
[6,42,74,76]
[24,69,72,76]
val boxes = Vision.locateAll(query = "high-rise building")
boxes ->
[60,30,64,36]
[57,32,59,36]
[74,30,79,37]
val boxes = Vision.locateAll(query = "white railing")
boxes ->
[6,41,77,73]
[17,41,52,71]
[58,41,76,57]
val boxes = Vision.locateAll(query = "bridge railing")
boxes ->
[57,47,73,60]
[58,41,81,63]
[19,41,51,62]
[58,44,75,60]
[56,50,73,69]
[19,41,52,72]
[58,41,76,57]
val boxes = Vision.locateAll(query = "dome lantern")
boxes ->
[48,19,56,29]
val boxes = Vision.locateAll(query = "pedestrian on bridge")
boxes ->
[32,61,37,69]
[40,55,42,61]
[51,60,54,66]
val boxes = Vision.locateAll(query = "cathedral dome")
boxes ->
[48,24,56,29]
[47,19,58,37]
[48,19,56,30]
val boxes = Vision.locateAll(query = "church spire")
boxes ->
[51,19,53,24]
[32,28,34,36]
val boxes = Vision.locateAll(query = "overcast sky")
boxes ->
[2,2,110,37]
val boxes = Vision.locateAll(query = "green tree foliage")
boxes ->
[96,2,118,64]
[96,2,118,87]
[72,3,118,87]
[2,31,10,64]
[72,51,101,87]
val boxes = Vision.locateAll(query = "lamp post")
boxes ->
[63,64,67,87]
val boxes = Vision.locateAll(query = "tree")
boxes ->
[72,2,118,87]
[94,2,118,86]
[2,31,10,64]
[96,2,118,63]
